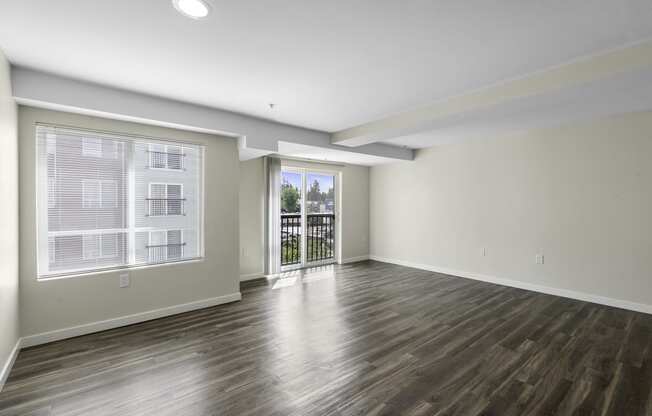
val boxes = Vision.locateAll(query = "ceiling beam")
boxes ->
[331,40,652,147]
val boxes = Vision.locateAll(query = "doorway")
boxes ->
[280,167,337,270]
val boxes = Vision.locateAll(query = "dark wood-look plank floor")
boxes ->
[2,260,652,416]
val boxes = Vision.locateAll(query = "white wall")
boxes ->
[370,112,652,310]
[238,158,370,278]
[239,158,265,279]
[0,50,19,388]
[18,107,240,342]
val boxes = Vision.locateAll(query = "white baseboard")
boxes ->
[369,255,652,315]
[340,255,369,264]
[0,338,21,393]
[240,272,265,282]
[21,292,242,348]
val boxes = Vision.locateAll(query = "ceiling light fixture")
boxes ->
[172,0,210,19]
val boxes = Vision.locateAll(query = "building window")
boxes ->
[147,230,184,263]
[82,234,119,260]
[148,144,184,170]
[82,137,119,159]
[82,137,103,158]
[37,125,204,278]
[148,183,184,216]
[82,179,118,209]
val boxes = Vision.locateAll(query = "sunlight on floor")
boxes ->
[272,276,297,289]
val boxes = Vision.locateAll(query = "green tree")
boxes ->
[281,182,300,213]
[307,179,321,202]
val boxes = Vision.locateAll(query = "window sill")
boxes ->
[37,257,205,281]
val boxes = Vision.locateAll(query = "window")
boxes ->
[147,230,184,263]
[82,180,117,209]
[82,137,103,158]
[37,125,204,278]
[82,234,119,260]
[148,183,184,216]
[82,137,119,159]
[148,144,184,170]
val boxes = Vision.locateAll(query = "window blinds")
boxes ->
[36,124,204,278]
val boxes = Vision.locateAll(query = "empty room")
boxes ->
[1,1,652,415]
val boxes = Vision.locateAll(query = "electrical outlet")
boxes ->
[535,254,544,265]
[119,273,130,288]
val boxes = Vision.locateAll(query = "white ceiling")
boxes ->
[2,0,652,136]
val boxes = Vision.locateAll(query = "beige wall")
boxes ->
[336,162,370,261]
[0,50,19,381]
[370,111,652,308]
[19,106,240,338]
[239,158,265,278]
[238,158,370,278]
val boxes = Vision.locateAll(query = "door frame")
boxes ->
[280,165,340,271]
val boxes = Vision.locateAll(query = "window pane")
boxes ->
[167,230,182,259]
[167,146,182,170]
[167,184,182,215]
[82,180,100,209]
[281,171,301,214]
[82,137,103,158]
[101,234,118,258]
[149,144,166,168]
[101,180,117,209]
[82,235,100,260]
[306,173,335,214]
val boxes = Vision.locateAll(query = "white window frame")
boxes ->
[36,124,205,279]
[148,182,184,216]
[148,144,184,171]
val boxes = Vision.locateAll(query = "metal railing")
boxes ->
[306,213,335,262]
[146,243,186,263]
[281,214,301,266]
[146,198,186,216]
[281,213,335,266]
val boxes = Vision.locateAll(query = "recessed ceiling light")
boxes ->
[172,0,210,19]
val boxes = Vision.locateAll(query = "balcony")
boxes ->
[146,198,186,216]
[281,213,335,266]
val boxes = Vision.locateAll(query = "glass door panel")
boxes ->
[305,173,335,264]
[281,170,302,267]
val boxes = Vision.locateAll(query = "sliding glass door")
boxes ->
[281,168,336,270]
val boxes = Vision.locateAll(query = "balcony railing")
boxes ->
[281,213,335,266]
[306,213,335,262]
[281,214,301,266]
[146,198,186,216]
[146,243,185,263]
